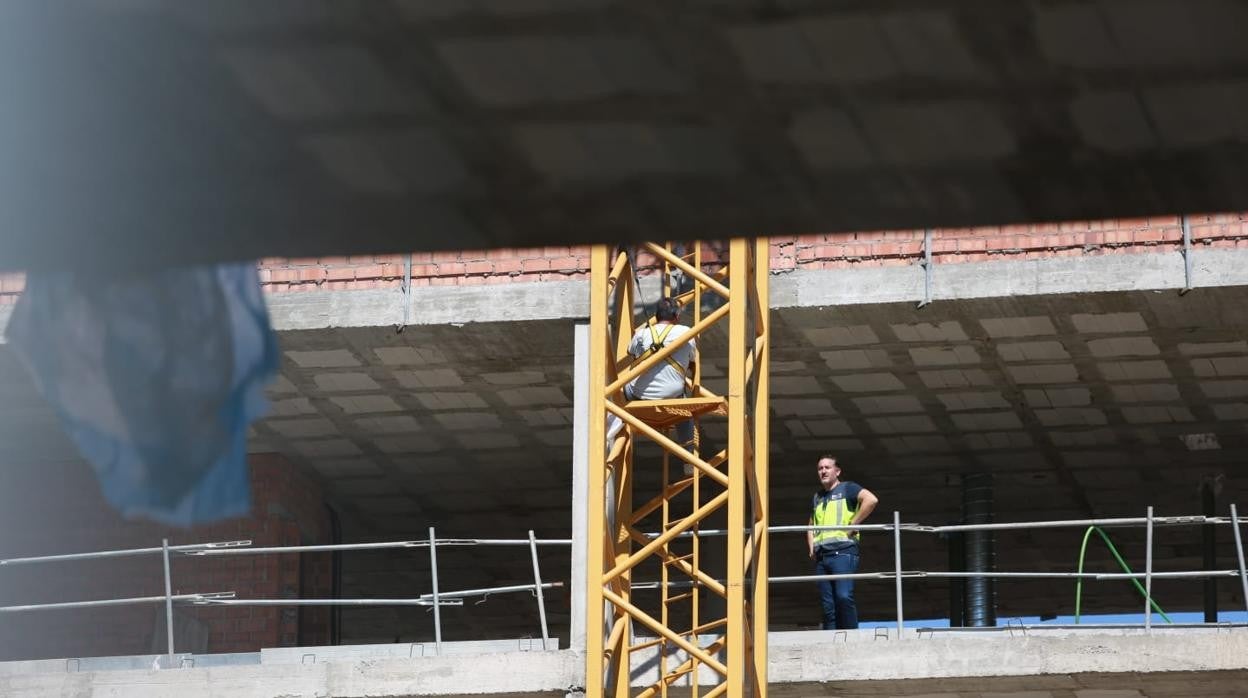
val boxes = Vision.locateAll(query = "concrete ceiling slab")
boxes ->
[10,3,1248,269]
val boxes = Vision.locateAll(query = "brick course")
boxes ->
[2,213,1247,303]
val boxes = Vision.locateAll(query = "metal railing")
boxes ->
[0,527,570,665]
[3,505,1245,666]
[633,504,1248,638]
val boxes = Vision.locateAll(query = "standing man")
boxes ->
[808,455,879,630]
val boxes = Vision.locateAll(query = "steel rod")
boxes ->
[185,538,573,556]
[1145,506,1154,632]
[1181,214,1194,294]
[198,598,460,607]
[14,516,1230,567]
[0,540,251,565]
[918,228,933,308]
[894,511,904,638]
[0,592,233,613]
[1095,570,1244,580]
[1232,504,1248,618]
[528,530,550,649]
[162,539,175,664]
[429,527,442,654]
[921,622,1248,632]
[931,516,1215,533]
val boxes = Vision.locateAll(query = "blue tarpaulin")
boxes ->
[5,263,278,526]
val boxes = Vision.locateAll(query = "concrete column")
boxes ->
[962,473,996,627]
[570,324,589,654]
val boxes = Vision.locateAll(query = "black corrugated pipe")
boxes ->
[945,529,966,627]
[1202,477,1219,623]
[963,473,996,627]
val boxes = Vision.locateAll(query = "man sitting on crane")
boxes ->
[606,297,697,454]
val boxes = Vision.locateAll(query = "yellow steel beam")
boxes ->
[624,528,728,597]
[589,240,767,697]
[751,237,770,696]
[587,245,609,697]
[603,491,729,585]
[724,238,748,696]
[603,588,729,676]
[642,242,731,299]
[603,402,729,486]
[633,638,727,698]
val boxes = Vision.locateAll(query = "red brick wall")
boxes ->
[2,213,1248,302]
[0,454,331,661]
[251,213,1248,291]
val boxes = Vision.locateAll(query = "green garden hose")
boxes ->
[1074,525,1171,624]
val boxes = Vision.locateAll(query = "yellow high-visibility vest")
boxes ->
[811,489,855,547]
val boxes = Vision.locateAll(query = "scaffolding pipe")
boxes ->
[184,538,573,556]
[1232,504,1248,618]
[162,538,175,664]
[932,516,1221,533]
[528,530,551,648]
[0,593,233,613]
[199,598,460,607]
[1144,507,1154,632]
[0,540,251,565]
[893,511,904,638]
[1095,570,1243,580]
[429,527,442,654]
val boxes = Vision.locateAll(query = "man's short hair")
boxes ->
[655,298,681,322]
[818,454,838,467]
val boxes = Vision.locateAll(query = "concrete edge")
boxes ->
[768,631,1248,683]
[626,630,1248,687]
[3,631,1246,696]
[0,649,580,698]
[267,247,1248,330]
[770,247,1248,308]
[3,249,1248,338]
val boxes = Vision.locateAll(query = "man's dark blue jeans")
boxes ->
[814,546,859,630]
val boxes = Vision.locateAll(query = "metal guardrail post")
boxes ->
[1232,504,1248,618]
[1144,507,1154,632]
[1180,214,1194,294]
[894,511,904,638]
[528,530,551,649]
[161,538,175,665]
[428,527,442,655]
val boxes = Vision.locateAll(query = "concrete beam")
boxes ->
[3,630,1246,697]
[6,249,1243,341]
[765,628,1248,683]
[0,649,580,698]
[256,248,1248,332]
[773,247,1248,307]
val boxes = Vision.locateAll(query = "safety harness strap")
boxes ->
[648,321,686,375]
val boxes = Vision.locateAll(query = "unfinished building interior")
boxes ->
[2,1,1248,696]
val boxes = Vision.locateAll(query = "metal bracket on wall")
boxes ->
[1180,215,1194,295]
[917,228,933,308]
[396,252,413,333]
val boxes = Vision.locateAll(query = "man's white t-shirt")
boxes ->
[627,323,696,400]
